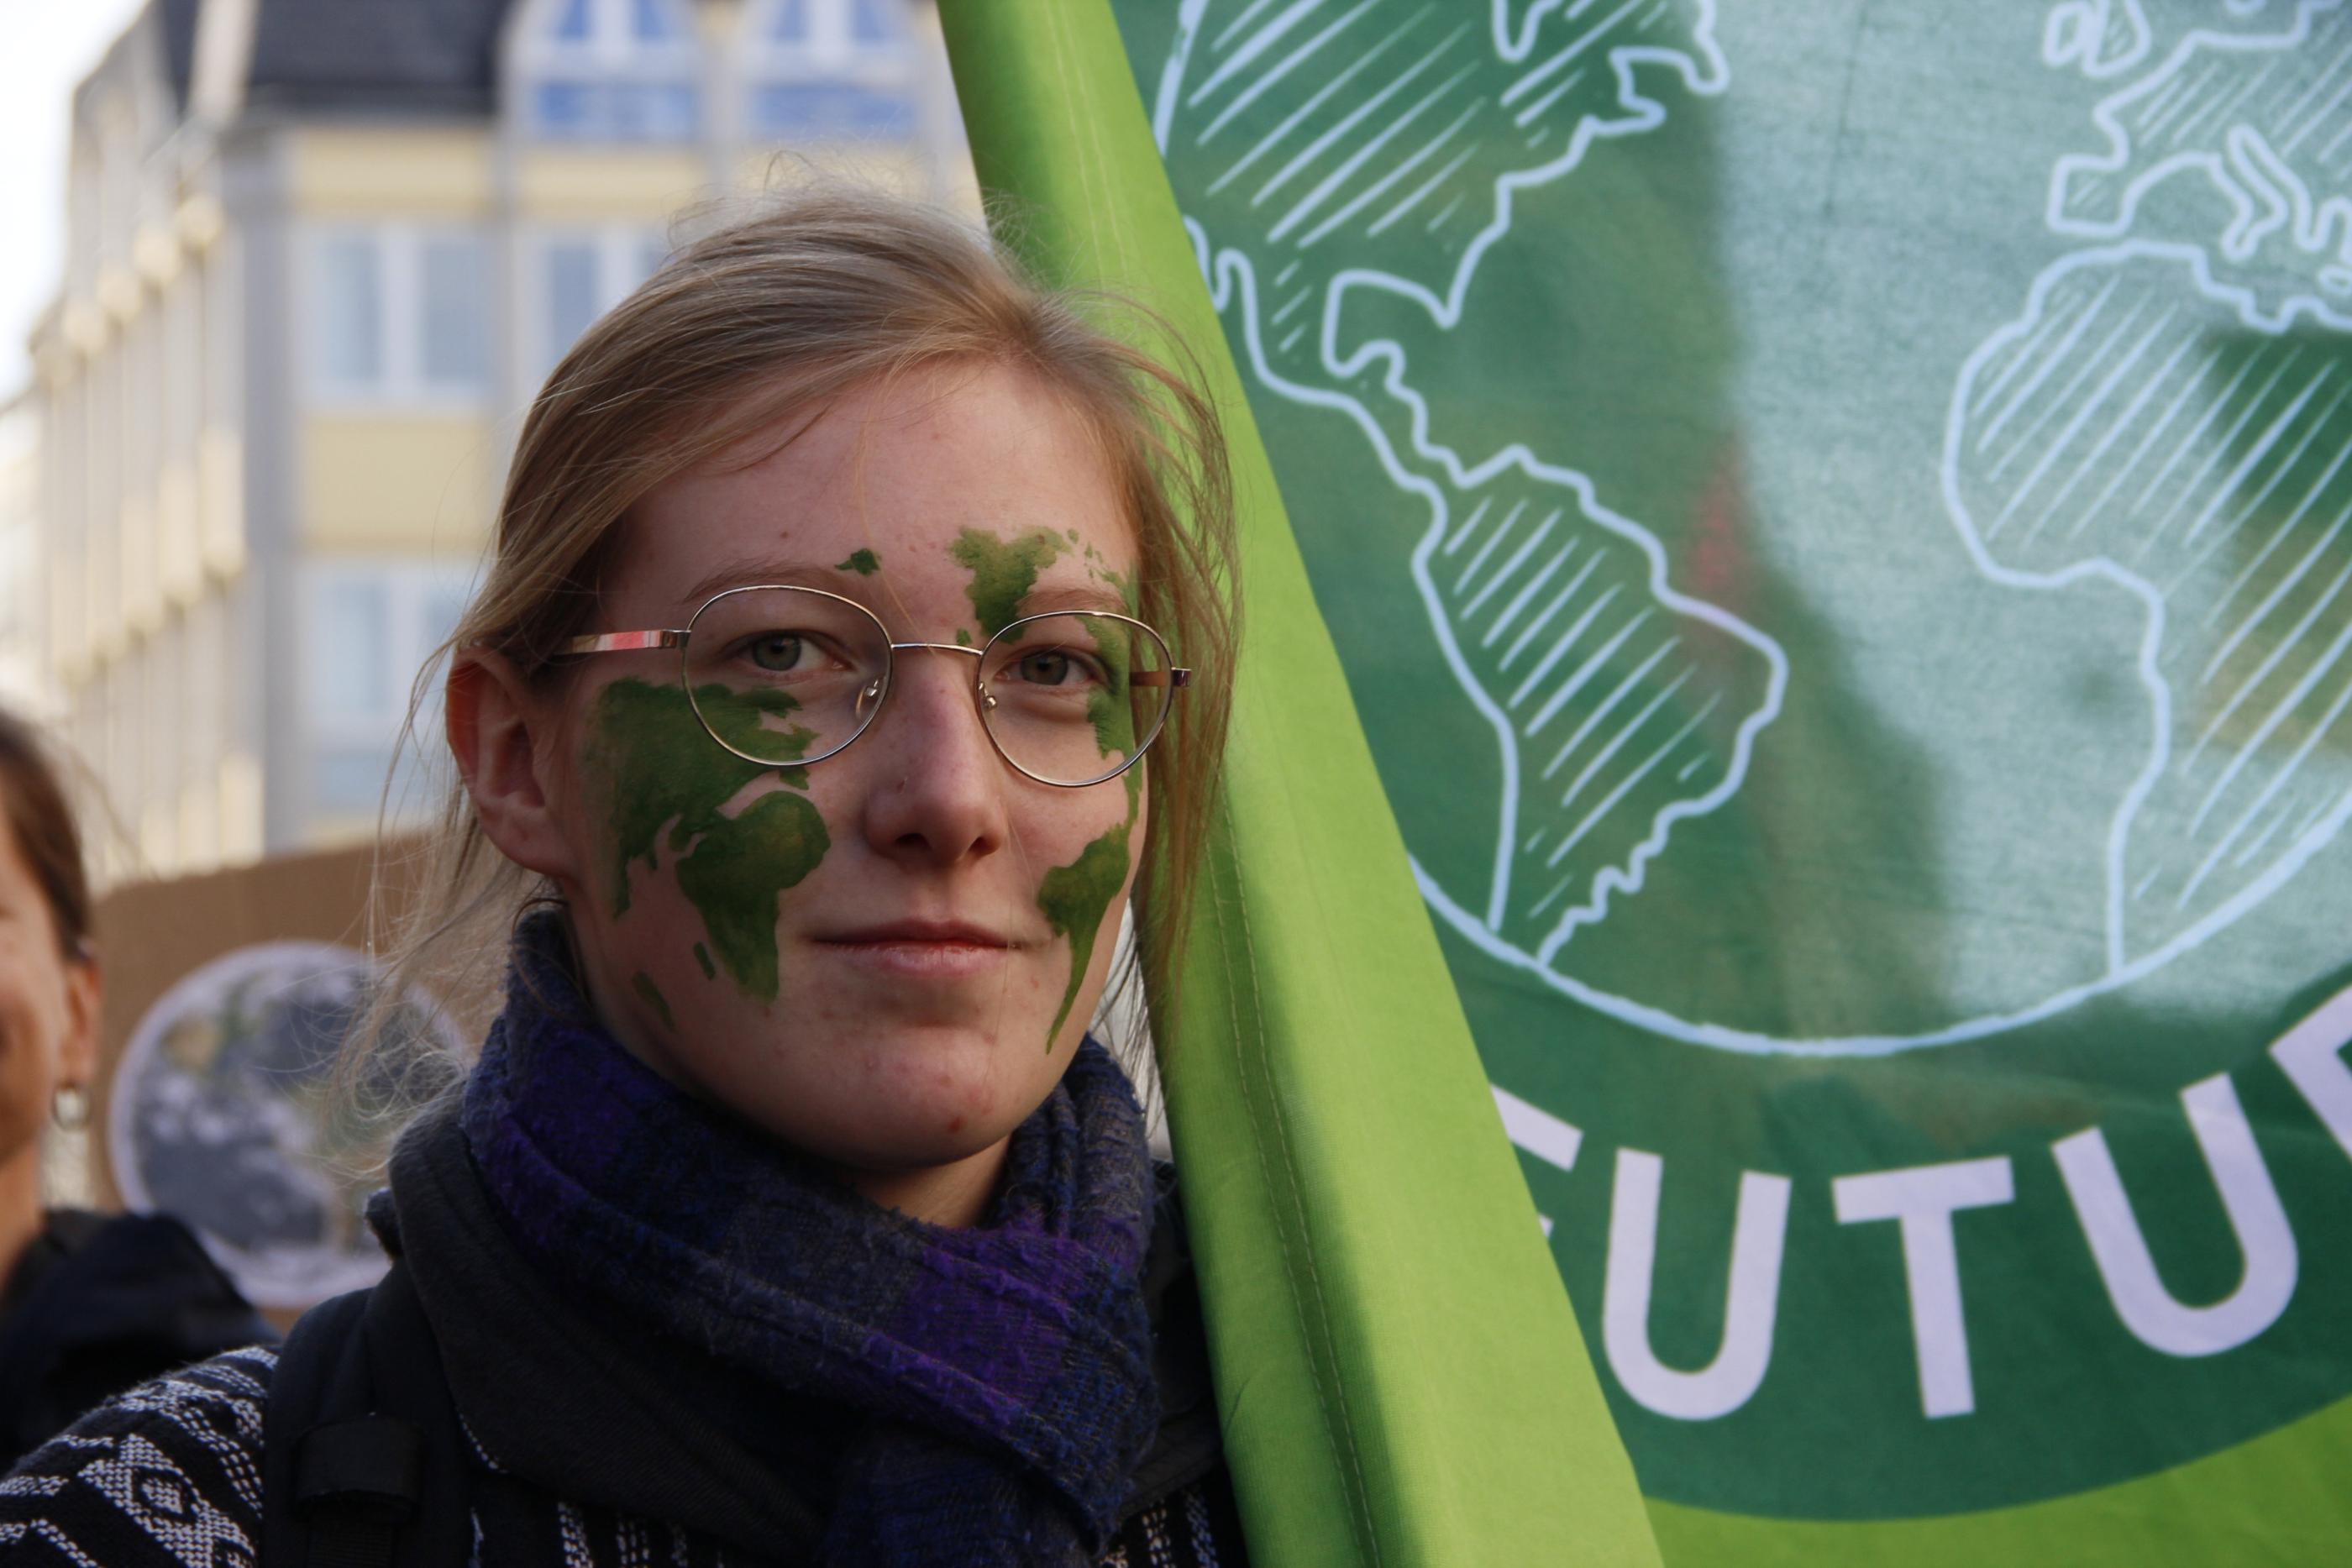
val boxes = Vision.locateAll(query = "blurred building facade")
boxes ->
[24,0,971,882]
[0,395,50,719]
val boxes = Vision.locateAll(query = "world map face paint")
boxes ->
[950,526,1150,1051]
[546,361,1148,1218]
[582,678,831,1005]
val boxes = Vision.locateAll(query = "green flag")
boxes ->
[942,4,1659,1565]
[1074,0,2352,1562]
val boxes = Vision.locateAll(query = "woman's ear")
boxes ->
[447,650,583,884]
[57,948,99,1096]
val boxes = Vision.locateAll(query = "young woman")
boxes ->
[0,191,1245,1565]
[0,708,270,1470]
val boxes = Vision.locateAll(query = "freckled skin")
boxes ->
[1032,673,1142,1049]
[953,541,1150,1049]
[585,678,829,1001]
[949,527,1066,638]
[1035,812,1135,1049]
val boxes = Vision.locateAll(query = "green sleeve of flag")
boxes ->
[939,6,1661,1563]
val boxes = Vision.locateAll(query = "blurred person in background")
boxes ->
[0,189,1247,1567]
[0,708,270,1469]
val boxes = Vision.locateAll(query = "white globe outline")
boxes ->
[1152,0,2352,1058]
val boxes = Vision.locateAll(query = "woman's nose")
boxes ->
[856,655,1009,868]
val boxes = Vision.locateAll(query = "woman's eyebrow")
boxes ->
[1018,583,1132,616]
[676,559,853,606]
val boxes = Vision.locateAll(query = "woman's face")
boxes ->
[535,363,1146,1201]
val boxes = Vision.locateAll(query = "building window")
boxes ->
[751,83,915,139]
[302,562,472,821]
[743,0,916,142]
[312,578,392,719]
[307,226,489,405]
[531,227,670,388]
[316,235,383,385]
[848,0,897,45]
[632,0,688,39]
[419,237,489,386]
[521,0,701,143]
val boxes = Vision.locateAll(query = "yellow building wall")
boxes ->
[300,417,497,550]
[516,147,708,220]
[289,125,495,217]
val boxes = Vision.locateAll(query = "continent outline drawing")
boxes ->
[1145,0,2352,1057]
[1157,0,1793,953]
[2048,0,2352,303]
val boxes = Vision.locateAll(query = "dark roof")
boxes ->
[243,0,517,116]
[158,0,202,112]
[73,2,204,133]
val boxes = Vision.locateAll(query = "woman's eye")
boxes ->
[1015,649,1076,685]
[748,633,816,672]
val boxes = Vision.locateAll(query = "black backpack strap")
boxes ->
[355,1263,478,1565]
[261,1266,477,1568]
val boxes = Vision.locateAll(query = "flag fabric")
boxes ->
[1078,0,2350,1562]
[941,4,1660,1565]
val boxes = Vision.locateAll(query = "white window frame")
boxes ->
[747,0,909,73]
[302,223,490,409]
[738,0,916,144]
[738,0,912,144]
[514,0,701,143]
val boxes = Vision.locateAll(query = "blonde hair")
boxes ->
[374,186,1237,1072]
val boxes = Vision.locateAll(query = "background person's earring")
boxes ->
[51,1084,90,1132]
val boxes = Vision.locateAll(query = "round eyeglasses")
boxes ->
[562,584,1191,788]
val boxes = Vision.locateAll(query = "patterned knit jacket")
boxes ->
[0,1345,1248,1566]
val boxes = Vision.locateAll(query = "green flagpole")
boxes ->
[939,5,1660,1563]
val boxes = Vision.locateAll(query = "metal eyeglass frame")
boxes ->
[561,583,1193,789]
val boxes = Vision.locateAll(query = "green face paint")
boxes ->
[632,972,675,1030]
[949,527,1065,638]
[675,789,829,1004]
[583,678,831,1004]
[1035,815,1133,1052]
[953,627,974,648]
[692,942,715,980]
[1089,691,1144,811]
[836,548,881,575]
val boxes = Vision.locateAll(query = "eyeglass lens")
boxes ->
[683,587,1172,785]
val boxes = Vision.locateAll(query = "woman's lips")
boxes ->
[813,920,1018,979]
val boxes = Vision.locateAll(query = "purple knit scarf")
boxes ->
[459,915,1161,1565]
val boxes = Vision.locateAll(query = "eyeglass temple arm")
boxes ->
[563,630,687,655]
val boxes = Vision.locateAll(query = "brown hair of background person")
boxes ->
[0,707,270,1468]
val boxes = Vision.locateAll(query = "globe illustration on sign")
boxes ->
[1133,0,2352,1056]
[106,941,465,1309]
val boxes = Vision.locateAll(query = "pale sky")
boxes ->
[0,0,152,404]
